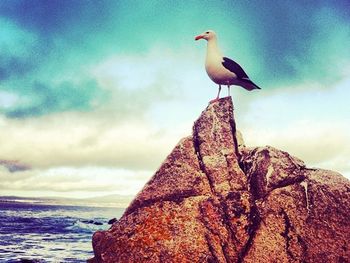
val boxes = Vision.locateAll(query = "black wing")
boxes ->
[222,57,249,79]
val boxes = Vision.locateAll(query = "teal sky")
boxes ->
[0,1,349,198]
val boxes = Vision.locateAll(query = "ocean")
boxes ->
[0,201,125,262]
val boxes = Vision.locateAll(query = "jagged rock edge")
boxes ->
[239,155,315,262]
[229,117,241,163]
[236,146,311,262]
[124,116,312,263]
[279,208,308,261]
[236,158,261,263]
[193,121,237,261]
[192,104,264,263]
[193,115,262,262]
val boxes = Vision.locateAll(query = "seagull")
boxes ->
[195,30,261,102]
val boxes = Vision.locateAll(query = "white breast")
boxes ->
[205,39,236,85]
[205,57,236,85]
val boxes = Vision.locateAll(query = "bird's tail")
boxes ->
[240,78,261,91]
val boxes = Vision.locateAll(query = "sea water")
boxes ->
[0,202,124,262]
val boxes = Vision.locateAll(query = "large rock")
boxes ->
[90,97,350,263]
[241,147,350,262]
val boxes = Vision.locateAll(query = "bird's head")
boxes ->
[195,30,216,41]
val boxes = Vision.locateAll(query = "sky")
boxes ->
[0,0,349,199]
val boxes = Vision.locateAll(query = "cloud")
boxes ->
[0,159,31,173]
[0,18,39,81]
[239,77,350,179]
[0,166,150,197]
[1,79,107,118]
[1,46,188,119]
[0,112,187,171]
[0,17,37,55]
[0,17,108,118]
[244,120,350,180]
[1,1,349,198]
[92,58,176,117]
[284,6,350,86]
[0,90,19,109]
[219,2,350,88]
[0,55,34,81]
[0,49,202,174]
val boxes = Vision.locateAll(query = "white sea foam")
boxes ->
[0,202,124,262]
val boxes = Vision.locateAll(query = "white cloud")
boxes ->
[0,112,186,171]
[1,45,349,199]
[0,166,151,198]
[239,77,350,179]
[0,91,20,109]
[0,49,209,197]
[91,46,214,100]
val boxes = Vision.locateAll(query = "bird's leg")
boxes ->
[227,85,231,97]
[210,85,221,103]
[218,85,222,99]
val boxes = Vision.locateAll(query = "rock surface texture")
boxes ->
[90,97,350,263]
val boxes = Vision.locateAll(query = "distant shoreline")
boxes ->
[0,199,113,210]
[0,195,132,208]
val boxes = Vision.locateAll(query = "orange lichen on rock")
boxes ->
[90,97,350,263]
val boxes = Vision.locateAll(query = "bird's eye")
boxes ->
[206,31,209,34]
